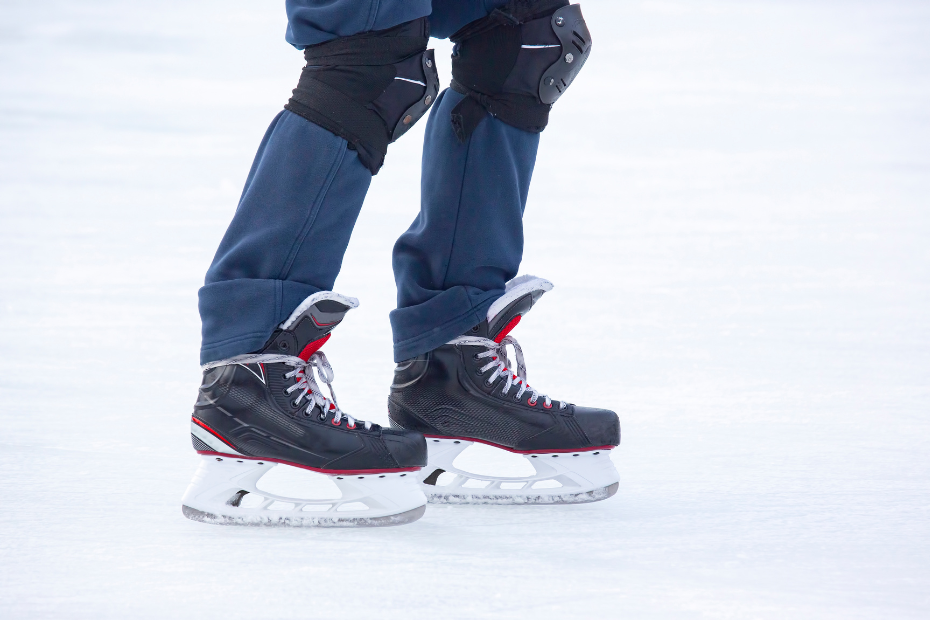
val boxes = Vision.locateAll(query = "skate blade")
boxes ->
[181,455,427,527]
[420,437,620,505]
[181,503,426,527]
[427,482,618,505]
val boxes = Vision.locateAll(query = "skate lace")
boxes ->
[447,335,568,410]
[201,352,372,430]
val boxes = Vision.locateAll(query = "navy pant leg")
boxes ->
[389,0,539,362]
[200,0,529,365]
[285,0,431,48]
[199,1,438,365]
[427,0,508,38]
[389,86,540,362]
[199,112,372,364]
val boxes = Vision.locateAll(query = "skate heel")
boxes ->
[181,455,426,527]
[419,437,619,505]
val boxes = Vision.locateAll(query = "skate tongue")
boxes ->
[481,276,553,342]
[298,333,330,361]
[493,315,521,343]
[260,291,358,357]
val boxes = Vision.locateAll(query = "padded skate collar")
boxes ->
[488,275,553,324]
[484,275,553,341]
[259,291,358,357]
[281,291,359,330]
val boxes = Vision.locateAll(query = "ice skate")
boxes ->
[388,276,620,504]
[182,292,428,527]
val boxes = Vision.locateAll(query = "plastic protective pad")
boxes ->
[538,4,592,104]
[284,18,434,174]
[391,50,440,141]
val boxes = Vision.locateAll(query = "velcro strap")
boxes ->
[447,1,567,142]
[449,80,551,142]
[289,78,389,160]
[304,36,429,66]
[286,18,430,174]
[449,87,489,143]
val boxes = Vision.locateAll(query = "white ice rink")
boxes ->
[1,1,928,617]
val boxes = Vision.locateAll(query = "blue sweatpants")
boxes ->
[198,0,540,364]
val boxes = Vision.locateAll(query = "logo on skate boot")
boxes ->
[237,363,266,384]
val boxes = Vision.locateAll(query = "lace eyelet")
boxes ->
[319,412,327,421]
[484,379,494,387]
[331,417,341,426]
[291,400,299,408]
[513,394,522,402]
[529,399,538,407]
[475,368,485,377]
[302,409,312,417]
[543,401,552,409]
[282,373,289,380]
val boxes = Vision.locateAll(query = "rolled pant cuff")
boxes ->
[390,285,502,362]
[198,278,321,365]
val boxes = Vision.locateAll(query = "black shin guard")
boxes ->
[285,18,440,174]
[448,1,592,142]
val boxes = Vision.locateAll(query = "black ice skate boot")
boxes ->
[182,292,428,527]
[388,276,620,504]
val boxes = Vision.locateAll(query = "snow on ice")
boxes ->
[1,0,928,618]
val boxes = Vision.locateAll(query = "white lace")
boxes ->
[448,335,567,410]
[202,352,371,430]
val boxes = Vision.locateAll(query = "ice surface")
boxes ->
[1,0,929,618]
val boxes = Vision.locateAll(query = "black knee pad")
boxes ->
[448,0,592,142]
[285,18,440,174]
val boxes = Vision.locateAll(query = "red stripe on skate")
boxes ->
[191,417,240,451]
[424,434,616,454]
[194,450,421,476]
[298,333,331,361]
[493,315,521,344]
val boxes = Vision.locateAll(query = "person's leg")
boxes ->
[186,1,439,528]
[199,113,370,364]
[285,0,430,48]
[198,0,431,365]
[387,3,619,506]
[389,0,536,363]
[390,88,538,362]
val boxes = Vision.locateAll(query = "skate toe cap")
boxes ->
[381,428,428,468]
[574,406,621,447]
